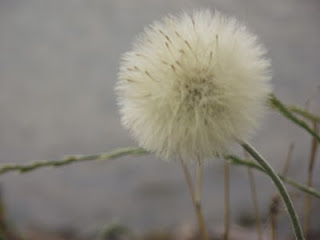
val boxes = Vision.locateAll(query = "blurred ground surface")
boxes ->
[0,0,320,235]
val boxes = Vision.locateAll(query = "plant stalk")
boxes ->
[304,122,319,235]
[224,159,230,240]
[179,157,210,240]
[248,167,263,240]
[240,140,304,240]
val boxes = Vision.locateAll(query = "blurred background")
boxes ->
[0,0,319,237]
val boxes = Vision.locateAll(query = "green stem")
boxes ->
[288,105,320,123]
[240,140,304,240]
[1,147,319,201]
[269,94,320,143]
[1,146,319,202]
[226,154,320,199]
[0,147,147,175]
[226,155,264,172]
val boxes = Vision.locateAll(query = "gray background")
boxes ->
[0,0,319,234]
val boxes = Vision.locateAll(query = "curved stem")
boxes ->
[244,150,262,240]
[240,140,305,240]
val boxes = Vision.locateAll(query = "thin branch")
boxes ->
[226,154,320,199]
[269,94,320,143]
[1,146,319,201]
[282,177,320,199]
[0,147,147,175]
[288,106,320,123]
[226,155,264,172]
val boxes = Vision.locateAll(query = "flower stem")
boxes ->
[269,94,320,143]
[288,105,320,123]
[196,157,203,205]
[179,157,210,240]
[226,154,320,199]
[244,150,263,240]
[223,159,230,240]
[240,140,305,240]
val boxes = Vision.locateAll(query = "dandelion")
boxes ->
[116,10,305,240]
[116,10,272,161]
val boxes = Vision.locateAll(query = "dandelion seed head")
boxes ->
[116,10,272,161]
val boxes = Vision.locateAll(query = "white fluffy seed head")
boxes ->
[116,10,272,161]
